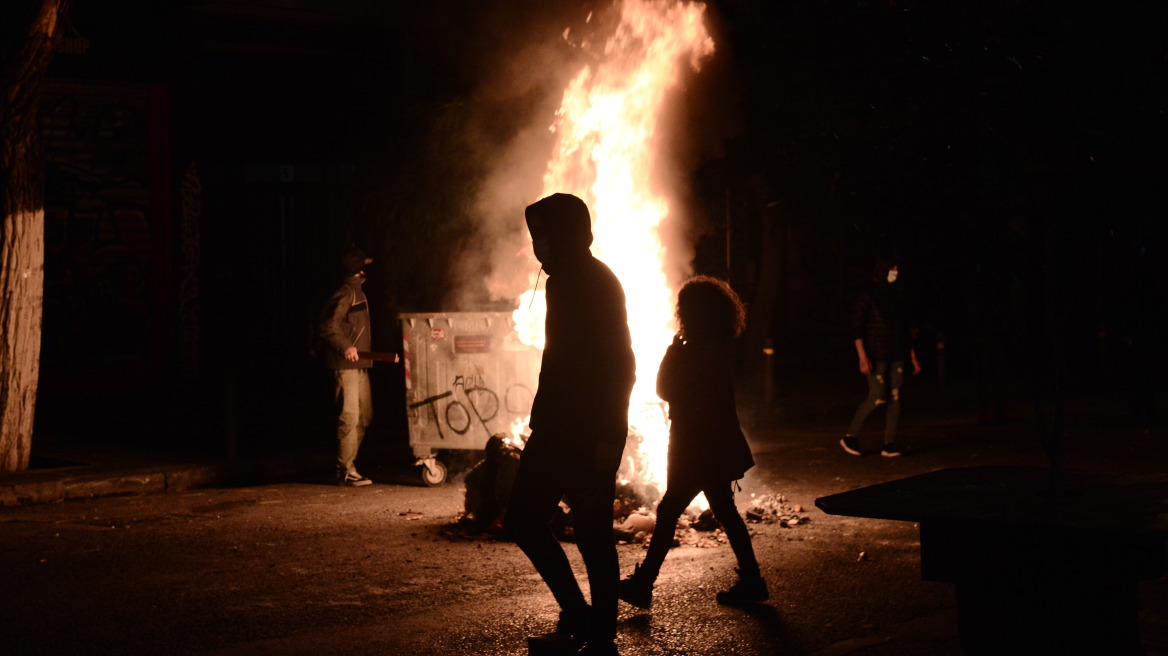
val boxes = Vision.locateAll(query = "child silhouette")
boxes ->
[619,276,768,608]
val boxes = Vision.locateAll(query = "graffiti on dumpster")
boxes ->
[409,374,534,443]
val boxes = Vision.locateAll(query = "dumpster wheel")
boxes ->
[418,458,447,486]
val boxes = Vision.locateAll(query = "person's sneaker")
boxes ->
[340,471,373,486]
[716,569,769,605]
[839,436,863,456]
[880,443,903,458]
[618,564,654,609]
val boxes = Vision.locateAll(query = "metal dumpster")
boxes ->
[399,312,541,484]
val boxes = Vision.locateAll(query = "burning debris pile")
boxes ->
[445,0,723,547]
[612,492,811,549]
[454,435,657,541]
[458,434,523,535]
[452,437,809,544]
[612,481,659,543]
[612,474,734,548]
[613,486,814,548]
[614,506,731,549]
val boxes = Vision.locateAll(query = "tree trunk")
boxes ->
[0,0,66,472]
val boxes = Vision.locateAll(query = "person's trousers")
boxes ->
[334,368,372,474]
[504,436,619,642]
[639,479,760,581]
[847,360,904,444]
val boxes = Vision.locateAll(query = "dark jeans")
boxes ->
[504,435,619,641]
[639,479,759,581]
[847,360,904,444]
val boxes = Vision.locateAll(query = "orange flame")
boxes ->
[513,0,714,508]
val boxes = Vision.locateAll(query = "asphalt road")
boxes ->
[2,393,1166,656]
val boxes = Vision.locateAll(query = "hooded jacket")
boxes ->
[524,194,636,471]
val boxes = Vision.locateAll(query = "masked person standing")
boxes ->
[505,193,635,656]
[841,257,922,457]
[319,244,375,486]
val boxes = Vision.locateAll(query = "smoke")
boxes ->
[433,1,593,310]
[442,0,736,310]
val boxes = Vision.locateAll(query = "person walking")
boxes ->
[319,244,376,486]
[504,193,636,656]
[841,257,921,457]
[618,276,767,609]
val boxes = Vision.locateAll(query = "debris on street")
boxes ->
[613,505,731,548]
[744,492,811,528]
[457,434,522,535]
[447,439,806,547]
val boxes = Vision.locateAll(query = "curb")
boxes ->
[0,452,334,507]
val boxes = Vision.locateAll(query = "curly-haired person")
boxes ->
[619,276,768,609]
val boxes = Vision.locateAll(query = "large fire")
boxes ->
[512,0,715,507]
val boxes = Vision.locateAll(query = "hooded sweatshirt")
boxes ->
[524,194,636,469]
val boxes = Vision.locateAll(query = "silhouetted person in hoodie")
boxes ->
[505,193,635,656]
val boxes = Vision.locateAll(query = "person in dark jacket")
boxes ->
[319,245,375,486]
[618,276,767,609]
[504,193,635,656]
[841,257,921,457]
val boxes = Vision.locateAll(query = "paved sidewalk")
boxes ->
[0,435,337,506]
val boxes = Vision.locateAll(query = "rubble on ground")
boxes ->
[613,505,729,547]
[744,492,811,528]
[448,436,806,544]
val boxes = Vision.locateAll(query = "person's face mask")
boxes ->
[887,267,899,284]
